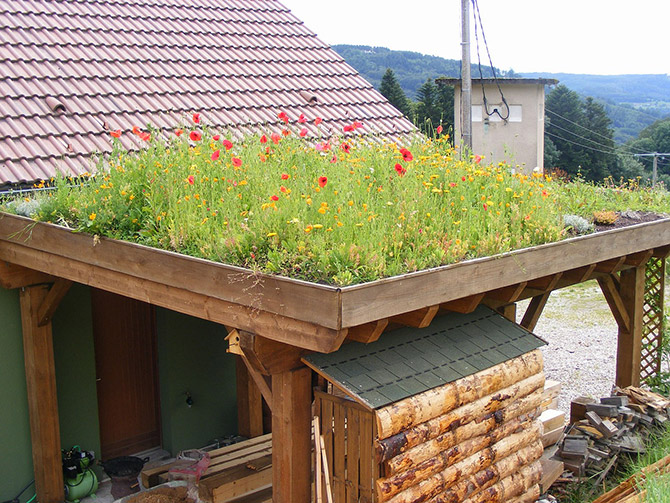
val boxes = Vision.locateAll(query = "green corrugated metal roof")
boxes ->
[303,305,546,410]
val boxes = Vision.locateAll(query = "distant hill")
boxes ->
[332,45,670,142]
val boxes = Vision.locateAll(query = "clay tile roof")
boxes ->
[0,0,415,187]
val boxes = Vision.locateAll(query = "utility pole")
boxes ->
[633,153,669,187]
[461,0,472,152]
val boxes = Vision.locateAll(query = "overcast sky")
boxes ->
[281,0,670,76]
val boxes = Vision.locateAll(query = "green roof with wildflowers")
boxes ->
[3,112,670,287]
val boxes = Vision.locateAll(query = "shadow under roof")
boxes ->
[303,305,546,410]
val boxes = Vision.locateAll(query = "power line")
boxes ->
[544,130,631,156]
[547,121,621,155]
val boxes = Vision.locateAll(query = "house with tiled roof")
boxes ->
[0,0,414,189]
[0,0,415,499]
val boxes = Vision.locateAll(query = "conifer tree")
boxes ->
[379,68,411,118]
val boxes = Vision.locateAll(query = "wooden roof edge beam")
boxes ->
[37,278,73,327]
[440,293,485,314]
[597,274,631,333]
[346,319,389,344]
[390,304,440,328]
[0,260,54,289]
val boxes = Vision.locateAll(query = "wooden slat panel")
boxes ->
[346,408,361,503]
[359,411,374,503]
[333,403,346,502]
[0,241,345,352]
[0,213,342,328]
[340,219,670,327]
[20,285,63,503]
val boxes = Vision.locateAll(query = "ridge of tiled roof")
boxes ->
[0,0,416,186]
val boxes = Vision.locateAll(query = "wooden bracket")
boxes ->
[390,304,440,328]
[485,282,527,304]
[240,353,273,409]
[653,245,670,258]
[562,264,597,284]
[440,293,485,314]
[0,261,53,289]
[346,319,388,344]
[37,279,73,327]
[624,250,654,267]
[527,273,563,292]
[595,257,627,274]
[521,292,551,332]
[597,274,631,332]
[238,330,306,376]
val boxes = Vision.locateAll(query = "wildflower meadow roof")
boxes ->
[0,0,415,187]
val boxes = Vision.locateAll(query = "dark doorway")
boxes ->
[91,289,161,459]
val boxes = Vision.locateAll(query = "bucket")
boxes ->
[101,456,148,499]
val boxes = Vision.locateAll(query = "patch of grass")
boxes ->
[2,115,670,286]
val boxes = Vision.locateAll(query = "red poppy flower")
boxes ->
[278,112,289,124]
[213,134,220,141]
[211,149,220,161]
[299,128,308,137]
[436,125,443,135]
[314,117,323,125]
[139,131,151,142]
[340,143,351,153]
[474,155,482,164]
[110,129,122,138]
[260,135,267,144]
[394,163,406,176]
[330,155,337,163]
[222,139,233,151]
[175,129,183,136]
[280,186,287,193]
[192,113,200,124]
[259,154,267,162]
[343,125,354,133]
[187,175,195,185]
[400,148,413,162]
[232,157,242,167]
[449,182,457,187]
[282,129,290,137]
[270,195,279,201]
[281,173,289,180]
[132,125,140,135]
[352,120,363,129]
[190,131,202,141]
[298,113,306,123]
[318,176,328,187]
[271,133,281,145]
[483,203,488,211]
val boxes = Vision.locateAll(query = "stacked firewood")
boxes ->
[373,350,546,503]
[555,387,670,481]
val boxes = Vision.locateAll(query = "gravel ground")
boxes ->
[517,280,619,413]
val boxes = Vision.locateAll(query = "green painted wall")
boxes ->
[0,284,238,500]
[0,288,34,501]
[156,308,238,453]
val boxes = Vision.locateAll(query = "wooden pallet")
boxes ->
[140,434,273,503]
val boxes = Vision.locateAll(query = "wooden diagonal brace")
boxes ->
[597,274,631,333]
[521,292,551,332]
[240,353,273,410]
[441,293,485,314]
[391,305,440,328]
[37,279,73,327]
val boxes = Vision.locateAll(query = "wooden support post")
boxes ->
[521,292,551,332]
[20,285,63,503]
[272,367,312,503]
[236,358,264,438]
[616,266,645,387]
[498,303,517,323]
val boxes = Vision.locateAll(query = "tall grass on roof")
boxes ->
[4,113,670,286]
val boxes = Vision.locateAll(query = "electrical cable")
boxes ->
[544,130,632,156]
[471,0,510,121]
[546,120,635,157]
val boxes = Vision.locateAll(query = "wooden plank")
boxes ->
[0,260,53,288]
[390,304,439,328]
[0,213,342,328]
[200,455,273,503]
[240,353,272,414]
[37,278,72,326]
[616,265,645,387]
[520,292,551,331]
[597,274,631,332]
[485,282,527,304]
[595,256,627,274]
[20,285,63,503]
[332,401,346,503]
[359,411,374,503]
[561,264,597,283]
[0,241,347,353]
[526,273,563,292]
[237,357,254,439]
[346,319,388,344]
[440,293,484,314]
[347,408,361,503]
[314,417,323,503]
[340,218,670,327]
[271,367,312,503]
[624,250,654,267]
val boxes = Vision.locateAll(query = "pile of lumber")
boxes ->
[591,453,670,503]
[555,387,670,480]
[373,350,546,503]
[140,434,272,503]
